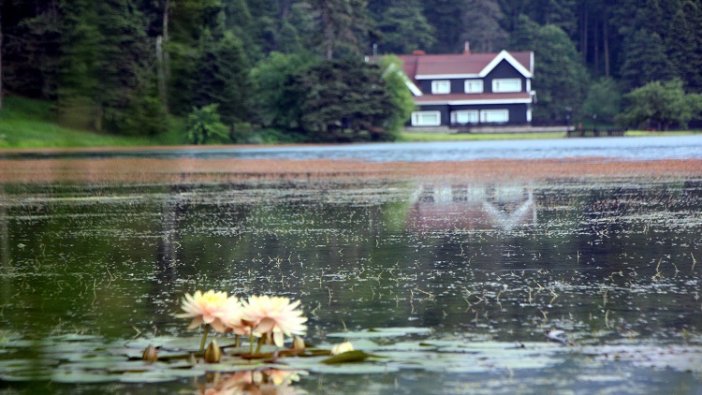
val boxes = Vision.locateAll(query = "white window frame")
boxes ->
[480,109,509,123]
[527,108,532,122]
[411,111,442,126]
[464,80,484,94]
[451,110,479,125]
[492,78,522,93]
[431,80,451,94]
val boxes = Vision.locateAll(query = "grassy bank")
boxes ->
[398,129,702,142]
[0,96,184,149]
[397,131,566,142]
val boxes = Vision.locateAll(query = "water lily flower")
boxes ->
[330,341,354,355]
[221,299,249,336]
[177,290,236,332]
[242,295,307,347]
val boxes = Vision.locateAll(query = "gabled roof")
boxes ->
[398,50,534,81]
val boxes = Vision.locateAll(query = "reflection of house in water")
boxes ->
[407,184,536,231]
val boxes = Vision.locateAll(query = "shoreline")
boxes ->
[1,157,701,184]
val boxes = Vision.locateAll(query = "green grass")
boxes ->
[397,131,566,142]
[0,96,185,149]
[624,130,702,137]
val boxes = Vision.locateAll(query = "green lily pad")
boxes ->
[321,350,377,364]
[51,369,121,383]
[308,363,400,375]
[327,327,432,339]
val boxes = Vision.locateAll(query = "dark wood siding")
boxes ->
[416,103,529,126]
[483,60,528,93]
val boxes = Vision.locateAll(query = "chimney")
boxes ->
[464,41,471,54]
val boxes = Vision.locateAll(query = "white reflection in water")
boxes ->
[408,184,536,231]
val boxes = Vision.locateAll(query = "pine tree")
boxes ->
[375,0,435,53]
[57,0,103,130]
[95,0,157,134]
[422,0,464,53]
[667,1,702,92]
[461,0,508,52]
[307,0,371,59]
[619,29,676,90]
[192,30,251,128]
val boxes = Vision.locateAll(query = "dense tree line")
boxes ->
[1,0,701,139]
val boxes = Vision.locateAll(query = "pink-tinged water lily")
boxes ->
[177,290,236,332]
[221,298,249,336]
[242,295,307,347]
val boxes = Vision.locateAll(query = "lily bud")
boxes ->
[292,336,306,351]
[204,340,222,363]
[142,345,158,363]
[330,341,354,355]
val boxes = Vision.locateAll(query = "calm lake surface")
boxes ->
[1,139,701,394]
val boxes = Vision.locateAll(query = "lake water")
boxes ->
[1,139,701,394]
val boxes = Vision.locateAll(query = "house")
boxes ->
[397,45,535,129]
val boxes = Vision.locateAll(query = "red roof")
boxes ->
[397,51,533,80]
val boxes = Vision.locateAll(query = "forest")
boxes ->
[1,0,702,143]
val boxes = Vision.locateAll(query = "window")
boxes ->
[431,80,451,94]
[451,110,479,125]
[464,80,484,94]
[492,78,522,93]
[411,111,441,126]
[480,109,509,123]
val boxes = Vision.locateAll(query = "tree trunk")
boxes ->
[322,6,334,60]
[163,0,170,82]
[580,6,588,62]
[603,19,610,77]
[0,8,4,110]
[594,19,599,76]
[157,0,171,108]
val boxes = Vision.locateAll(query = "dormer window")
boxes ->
[464,80,483,94]
[431,80,451,94]
[492,78,522,93]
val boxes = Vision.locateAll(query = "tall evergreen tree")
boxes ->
[0,2,4,110]
[461,0,508,52]
[511,18,588,123]
[1,0,61,99]
[56,0,103,130]
[619,29,676,90]
[307,0,370,59]
[192,30,251,128]
[375,0,435,53]
[667,1,702,92]
[422,0,464,53]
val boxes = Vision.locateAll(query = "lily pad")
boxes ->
[321,350,377,364]
[327,327,432,339]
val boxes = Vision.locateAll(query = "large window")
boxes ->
[411,111,441,126]
[480,109,509,123]
[431,80,451,94]
[451,110,479,125]
[492,78,522,93]
[464,80,483,94]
